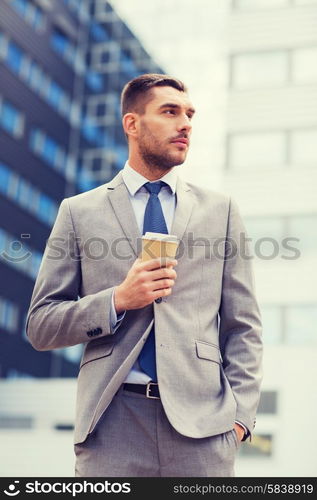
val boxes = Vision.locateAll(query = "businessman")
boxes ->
[27,73,263,477]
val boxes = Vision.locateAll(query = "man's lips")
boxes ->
[170,137,189,146]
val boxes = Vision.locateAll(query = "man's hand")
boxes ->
[114,258,177,314]
[234,423,245,442]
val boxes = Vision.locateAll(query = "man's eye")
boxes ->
[164,110,175,114]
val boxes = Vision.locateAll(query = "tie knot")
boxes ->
[143,181,166,196]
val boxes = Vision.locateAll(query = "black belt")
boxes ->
[123,382,160,399]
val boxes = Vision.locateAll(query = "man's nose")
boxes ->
[177,115,192,133]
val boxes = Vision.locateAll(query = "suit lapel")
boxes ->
[106,172,141,257]
[171,177,194,242]
[106,172,194,257]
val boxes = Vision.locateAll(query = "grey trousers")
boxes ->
[74,385,240,477]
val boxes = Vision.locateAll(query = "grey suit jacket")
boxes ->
[26,171,263,445]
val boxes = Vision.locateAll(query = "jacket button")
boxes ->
[155,297,162,304]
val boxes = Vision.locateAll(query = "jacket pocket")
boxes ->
[195,340,221,364]
[80,339,114,369]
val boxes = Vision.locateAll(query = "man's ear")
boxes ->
[122,113,139,139]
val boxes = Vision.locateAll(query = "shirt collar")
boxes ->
[122,162,177,196]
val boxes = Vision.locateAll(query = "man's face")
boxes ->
[136,86,195,171]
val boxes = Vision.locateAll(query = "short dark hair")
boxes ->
[121,73,187,117]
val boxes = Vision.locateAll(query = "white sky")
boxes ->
[112,0,230,189]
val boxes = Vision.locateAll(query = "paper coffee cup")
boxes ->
[141,232,179,262]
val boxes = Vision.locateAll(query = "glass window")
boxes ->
[232,51,288,89]
[291,129,317,165]
[245,216,285,241]
[260,305,283,343]
[0,229,5,253]
[90,21,110,42]
[59,94,72,116]
[32,5,44,30]
[29,251,42,279]
[62,344,83,363]
[229,132,286,170]
[257,391,278,414]
[0,163,10,194]
[51,30,68,54]
[74,52,85,74]
[98,1,113,14]
[69,102,81,127]
[239,434,273,457]
[55,149,67,172]
[0,31,8,59]
[7,171,19,199]
[77,0,90,22]
[10,0,44,31]
[27,62,44,91]
[244,217,285,260]
[234,0,289,8]
[29,128,43,154]
[96,102,107,117]
[288,214,317,257]
[47,81,62,108]
[0,297,19,333]
[293,47,317,84]
[286,305,317,344]
[85,71,103,92]
[121,55,137,78]
[82,119,99,143]
[29,128,69,177]
[16,179,32,207]
[11,0,27,16]
[0,228,42,280]
[6,303,19,332]
[0,415,33,428]
[0,160,57,226]
[2,34,72,123]
[63,0,89,22]
[51,28,76,67]
[0,100,24,138]
[6,41,23,74]
[38,195,58,225]
[39,73,50,99]
[43,136,57,165]
[101,50,111,65]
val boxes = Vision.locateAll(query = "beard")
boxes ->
[138,121,186,171]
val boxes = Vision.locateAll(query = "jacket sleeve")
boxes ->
[26,198,115,351]
[219,197,263,438]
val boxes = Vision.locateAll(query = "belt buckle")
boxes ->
[146,382,160,399]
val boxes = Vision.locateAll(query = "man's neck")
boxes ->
[127,159,174,181]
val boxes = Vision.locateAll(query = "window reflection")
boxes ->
[232,52,288,89]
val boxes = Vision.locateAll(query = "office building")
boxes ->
[225,0,317,476]
[0,0,162,378]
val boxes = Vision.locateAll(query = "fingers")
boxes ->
[152,278,175,291]
[138,257,178,271]
[149,267,177,282]
[128,257,177,306]
[152,287,172,300]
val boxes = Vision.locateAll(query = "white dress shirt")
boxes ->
[110,162,177,383]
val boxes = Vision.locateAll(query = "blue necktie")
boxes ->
[138,181,168,382]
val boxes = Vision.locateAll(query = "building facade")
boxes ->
[225,0,317,476]
[0,0,162,379]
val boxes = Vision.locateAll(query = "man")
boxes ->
[27,74,263,477]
